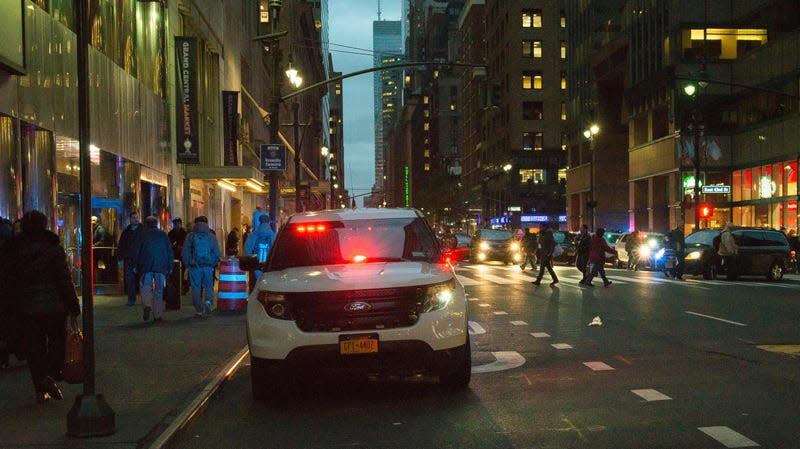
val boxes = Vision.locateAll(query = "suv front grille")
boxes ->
[289,287,425,332]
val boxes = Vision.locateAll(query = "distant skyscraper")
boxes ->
[372,20,403,192]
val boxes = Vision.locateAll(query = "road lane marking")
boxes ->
[531,332,551,338]
[474,272,520,284]
[757,344,800,356]
[686,311,747,326]
[478,303,491,307]
[698,426,760,448]
[456,275,481,286]
[510,320,528,326]
[468,321,486,335]
[467,296,480,301]
[631,389,672,401]
[493,311,508,315]
[472,351,526,373]
[583,361,615,371]
[551,343,573,349]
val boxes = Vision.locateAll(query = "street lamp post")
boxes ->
[284,58,303,212]
[583,124,600,231]
[266,0,284,231]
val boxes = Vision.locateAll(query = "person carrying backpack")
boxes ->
[182,216,221,317]
[244,215,276,283]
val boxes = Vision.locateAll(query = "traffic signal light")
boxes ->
[698,203,713,219]
[683,81,697,97]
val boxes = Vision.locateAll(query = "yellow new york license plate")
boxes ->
[339,334,379,355]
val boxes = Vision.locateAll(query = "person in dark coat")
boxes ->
[519,228,538,271]
[132,216,174,322]
[9,211,81,403]
[0,216,15,369]
[581,227,615,287]
[575,224,591,276]
[532,223,559,286]
[168,218,189,294]
[226,227,240,256]
[117,212,143,306]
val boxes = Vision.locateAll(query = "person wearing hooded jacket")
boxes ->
[718,222,739,280]
[182,216,221,317]
[132,216,173,322]
[244,214,276,282]
[8,211,81,404]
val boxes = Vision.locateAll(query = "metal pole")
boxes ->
[68,0,115,436]
[693,119,704,230]
[590,138,595,231]
[268,10,282,232]
[293,101,301,212]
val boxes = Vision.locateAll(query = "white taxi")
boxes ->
[246,208,470,399]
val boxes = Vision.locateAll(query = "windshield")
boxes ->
[685,230,719,246]
[479,229,513,241]
[268,217,441,270]
[553,231,573,244]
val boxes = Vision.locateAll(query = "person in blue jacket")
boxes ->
[244,214,276,282]
[182,216,221,317]
[132,216,173,322]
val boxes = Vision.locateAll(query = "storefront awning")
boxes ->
[185,165,268,193]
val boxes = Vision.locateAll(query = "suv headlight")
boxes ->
[422,280,456,313]
[479,241,489,250]
[638,245,651,257]
[256,291,293,320]
[655,248,665,259]
[509,242,520,252]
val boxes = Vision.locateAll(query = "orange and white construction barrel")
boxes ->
[217,257,249,313]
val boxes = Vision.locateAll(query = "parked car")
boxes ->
[246,208,470,399]
[603,232,623,266]
[552,231,577,264]
[469,228,522,264]
[683,227,791,280]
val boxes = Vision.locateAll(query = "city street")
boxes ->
[169,263,800,449]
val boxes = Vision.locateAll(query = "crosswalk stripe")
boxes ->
[698,426,760,448]
[456,274,480,286]
[472,273,520,284]
[631,389,672,401]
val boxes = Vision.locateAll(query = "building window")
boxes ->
[520,169,545,184]
[682,28,768,61]
[424,163,430,171]
[423,122,430,131]
[522,9,542,28]
[523,132,544,151]
[558,168,567,183]
[523,71,543,90]
[560,102,567,120]
[424,149,430,158]
[560,72,566,90]
[423,96,429,104]
[523,101,544,120]
[423,109,430,118]
[522,40,542,58]
[560,10,566,28]
[560,41,566,59]
[450,103,456,111]
[561,132,568,151]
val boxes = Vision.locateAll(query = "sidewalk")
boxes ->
[0,293,248,449]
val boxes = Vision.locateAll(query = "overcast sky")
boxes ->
[329,0,401,205]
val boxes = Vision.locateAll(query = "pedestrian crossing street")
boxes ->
[454,263,800,291]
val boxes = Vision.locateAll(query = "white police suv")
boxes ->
[246,208,470,399]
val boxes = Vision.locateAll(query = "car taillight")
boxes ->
[295,224,327,233]
[440,250,453,265]
[256,291,293,320]
[421,279,456,313]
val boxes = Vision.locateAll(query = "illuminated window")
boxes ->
[682,28,768,60]
[423,109,430,118]
[523,71,543,89]
[520,169,546,184]
[450,103,456,111]
[424,149,430,157]
[423,122,430,131]
[424,163,430,171]
[560,10,566,28]
[423,96,429,104]
[522,40,542,58]
[523,132,544,151]
[560,41,566,59]
[558,168,567,183]
[561,132,567,151]
[561,102,567,120]
[560,72,566,90]
[522,9,542,28]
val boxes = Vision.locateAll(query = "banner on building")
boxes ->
[222,91,239,166]
[176,37,199,164]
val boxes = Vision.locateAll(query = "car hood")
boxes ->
[258,261,454,293]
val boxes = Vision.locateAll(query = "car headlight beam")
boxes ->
[479,241,489,251]
[686,251,702,260]
[422,280,456,313]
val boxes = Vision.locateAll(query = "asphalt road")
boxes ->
[169,263,800,449]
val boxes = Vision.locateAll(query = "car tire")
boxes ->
[767,261,784,281]
[251,356,285,401]
[439,336,471,392]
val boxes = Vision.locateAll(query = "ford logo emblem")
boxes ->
[344,301,372,312]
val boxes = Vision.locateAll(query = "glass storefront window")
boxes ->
[785,161,797,196]
[787,201,797,234]
[742,168,751,200]
[732,170,741,201]
[772,163,783,197]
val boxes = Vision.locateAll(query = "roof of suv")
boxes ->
[287,207,424,223]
